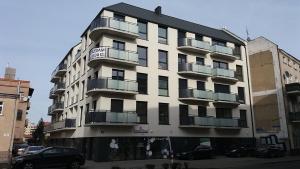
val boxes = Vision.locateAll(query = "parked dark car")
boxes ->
[23,146,45,155]
[176,145,213,160]
[12,147,85,169]
[255,145,285,158]
[12,144,29,157]
[225,145,255,157]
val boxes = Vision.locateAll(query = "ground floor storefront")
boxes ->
[48,137,254,162]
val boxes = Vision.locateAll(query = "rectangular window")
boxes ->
[137,73,148,94]
[238,87,245,103]
[212,40,226,46]
[137,46,147,67]
[111,99,123,112]
[178,30,186,46]
[240,110,247,127]
[216,108,232,118]
[198,106,207,117]
[159,50,168,70]
[138,21,147,40]
[159,103,169,125]
[16,110,22,121]
[92,100,97,111]
[214,84,230,93]
[81,80,85,100]
[195,34,203,41]
[236,65,243,81]
[197,81,205,90]
[112,69,124,80]
[213,60,228,69]
[0,102,3,115]
[114,14,125,21]
[196,57,205,65]
[136,101,147,124]
[158,26,167,44]
[178,54,187,64]
[79,106,83,127]
[159,76,168,96]
[113,40,125,50]
[83,56,86,72]
[179,104,189,125]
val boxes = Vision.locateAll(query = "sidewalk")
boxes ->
[83,156,300,169]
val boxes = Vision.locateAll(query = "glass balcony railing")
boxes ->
[85,111,140,124]
[215,118,240,127]
[214,93,238,103]
[179,89,213,100]
[178,38,211,52]
[211,45,233,55]
[212,68,237,80]
[211,45,240,60]
[89,47,138,66]
[90,17,138,38]
[87,78,138,94]
[45,119,76,132]
[178,63,212,76]
[48,102,64,115]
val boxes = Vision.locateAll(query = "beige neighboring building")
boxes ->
[47,3,254,162]
[248,36,300,151]
[24,121,36,140]
[0,67,33,161]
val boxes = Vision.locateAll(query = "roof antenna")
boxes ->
[246,26,251,41]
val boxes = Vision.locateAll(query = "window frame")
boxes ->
[113,40,125,51]
[158,26,168,44]
[178,54,187,64]
[236,65,244,81]
[112,69,124,80]
[159,103,169,125]
[137,21,148,40]
[0,101,3,115]
[136,101,148,124]
[137,46,148,67]
[238,87,245,104]
[159,76,169,96]
[137,73,148,94]
[158,50,168,70]
[111,99,124,112]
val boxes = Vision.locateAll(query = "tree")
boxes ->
[32,118,45,145]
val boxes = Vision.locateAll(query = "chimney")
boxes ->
[4,67,16,80]
[155,6,162,15]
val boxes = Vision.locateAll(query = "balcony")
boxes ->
[180,116,215,128]
[212,68,238,83]
[89,17,139,41]
[88,47,138,67]
[87,78,138,95]
[85,111,140,126]
[178,38,211,54]
[48,102,64,115]
[286,83,300,95]
[210,45,240,61]
[49,83,66,99]
[50,64,67,83]
[45,119,76,133]
[213,93,239,106]
[289,112,300,122]
[178,63,212,78]
[214,118,241,129]
[179,89,214,103]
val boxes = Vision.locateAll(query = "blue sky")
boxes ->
[0,0,299,123]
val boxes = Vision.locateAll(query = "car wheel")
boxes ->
[69,161,80,169]
[23,162,34,169]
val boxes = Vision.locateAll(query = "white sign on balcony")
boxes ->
[90,47,106,59]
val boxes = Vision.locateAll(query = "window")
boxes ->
[137,73,148,94]
[198,106,207,117]
[213,60,228,69]
[238,87,245,103]
[195,34,203,41]
[16,110,22,121]
[79,106,83,127]
[197,81,205,90]
[137,46,147,66]
[138,21,147,40]
[114,14,125,21]
[159,50,168,70]
[179,79,188,89]
[83,56,86,72]
[92,100,97,111]
[214,84,230,93]
[212,40,226,46]
[159,76,168,96]
[236,65,243,81]
[112,69,124,80]
[178,30,186,46]
[196,57,205,65]
[111,99,123,112]
[0,102,3,115]
[178,54,187,64]
[240,110,247,127]
[136,101,147,124]
[179,104,189,125]
[113,40,125,50]
[158,26,167,44]
[216,108,232,118]
[159,103,169,125]
[81,80,85,100]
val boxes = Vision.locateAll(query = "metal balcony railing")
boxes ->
[45,118,76,132]
[85,111,140,124]
[48,102,64,115]
[87,78,138,93]
[51,63,67,78]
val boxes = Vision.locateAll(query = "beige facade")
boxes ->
[0,76,33,161]
[248,36,300,150]
[47,3,254,161]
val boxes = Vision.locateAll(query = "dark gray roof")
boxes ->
[83,2,244,45]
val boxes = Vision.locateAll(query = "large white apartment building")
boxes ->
[47,3,254,161]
